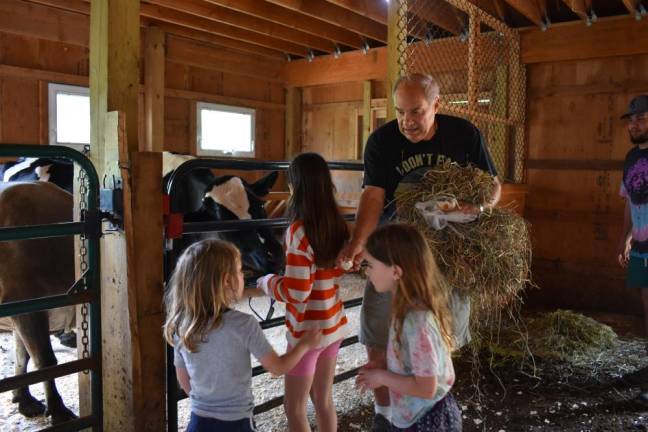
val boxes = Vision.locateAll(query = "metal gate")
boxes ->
[0,144,102,431]
[164,158,364,431]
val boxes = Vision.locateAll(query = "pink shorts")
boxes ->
[286,339,342,377]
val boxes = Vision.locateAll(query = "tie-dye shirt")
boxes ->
[621,147,648,257]
[386,310,455,429]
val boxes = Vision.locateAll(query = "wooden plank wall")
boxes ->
[524,53,648,315]
[0,0,286,175]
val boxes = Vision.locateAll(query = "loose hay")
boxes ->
[394,163,531,313]
[482,310,620,381]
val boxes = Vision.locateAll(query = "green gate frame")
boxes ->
[0,144,102,432]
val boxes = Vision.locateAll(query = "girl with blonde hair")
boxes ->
[164,239,321,432]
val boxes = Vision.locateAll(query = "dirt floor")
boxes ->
[2,275,648,431]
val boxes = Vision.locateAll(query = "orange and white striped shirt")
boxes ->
[258,221,348,349]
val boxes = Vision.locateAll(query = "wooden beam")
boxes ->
[202,0,364,49]
[265,0,387,43]
[520,15,648,64]
[466,0,509,22]
[409,0,466,35]
[21,0,288,59]
[445,0,516,37]
[165,87,286,111]
[144,26,165,152]
[501,0,546,26]
[165,36,284,83]
[324,0,388,24]
[138,2,310,57]
[386,0,406,120]
[90,1,165,430]
[489,65,509,178]
[146,0,337,53]
[1,0,89,46]
[560,0,592,20]
[621,0,641,15]
[467,13,480,110]
[283,47,386,87]
[362,80,373,151]
[141,18,286,60]
[285,87,302,159]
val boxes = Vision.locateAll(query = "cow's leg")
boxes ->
[13,312,77,424]
[11,329,46,417]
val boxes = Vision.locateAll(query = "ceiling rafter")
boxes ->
[560,0,592,20]
[204,0,363,48]
[145,0,336,53]
[24,0,291,59]
[466,0,509,23]
[501,0,548,27]
[324,0,388,24]
[264,0,387,43]
[409,0,467,35]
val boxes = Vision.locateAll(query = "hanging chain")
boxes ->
[77,167,91,373]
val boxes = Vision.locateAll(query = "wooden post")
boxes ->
[467,12,480,113]
[90,1,165,430]
[386,0,406,121]
[144,26,165,152]
[509,35,526,183]
[362,80,373,153]
[285,86,302,159]
[489,65,509,178]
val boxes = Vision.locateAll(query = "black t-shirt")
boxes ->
[363,114,497,214]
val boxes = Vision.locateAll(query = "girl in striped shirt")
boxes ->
[257,152,349,432]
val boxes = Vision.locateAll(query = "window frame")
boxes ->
[195,102,256,158]
[48,83,90,152]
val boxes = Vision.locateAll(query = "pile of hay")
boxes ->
[394,163,531,315]
[483,310,618,374]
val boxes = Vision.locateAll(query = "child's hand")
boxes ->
[299,329,322,350]
[355,367,384,392]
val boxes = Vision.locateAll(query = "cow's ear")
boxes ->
[250,171,278,196]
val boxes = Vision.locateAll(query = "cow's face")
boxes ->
[199,172,283,277]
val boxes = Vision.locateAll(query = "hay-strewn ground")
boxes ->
[2,275,648,431]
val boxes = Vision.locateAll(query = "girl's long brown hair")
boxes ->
[163,239,240,353]
[365,223,455,352]
[287,152,349,267]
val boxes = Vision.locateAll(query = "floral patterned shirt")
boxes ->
[387,310,455,428]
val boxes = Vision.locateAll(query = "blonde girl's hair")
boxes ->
[365,223,455,352]
[163,239,240,353]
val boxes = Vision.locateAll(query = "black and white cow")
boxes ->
[0,157,73,193]
[163,153,284,281]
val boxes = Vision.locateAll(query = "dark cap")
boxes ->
[622,95,648,119]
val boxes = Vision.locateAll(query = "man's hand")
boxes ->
[337,240,364,272]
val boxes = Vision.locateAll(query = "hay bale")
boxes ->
[394,163,531,313]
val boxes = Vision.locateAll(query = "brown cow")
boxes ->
[0,181,76,423]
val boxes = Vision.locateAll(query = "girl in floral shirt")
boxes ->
[356,223,461,431]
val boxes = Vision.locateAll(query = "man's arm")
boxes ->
[337,186,385,267]
[618,199,633,267]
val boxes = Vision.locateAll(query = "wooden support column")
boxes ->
[144,26,166,152]
[362,80,373,154]
[386,0,406,120]
[285,86,302,159]
[489,65,509,178]
[467,12,480,113]
[90,1,165,430]
[509,35,526,183]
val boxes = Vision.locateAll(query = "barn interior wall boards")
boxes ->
[0,0,286,183]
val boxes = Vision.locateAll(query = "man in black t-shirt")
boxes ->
[338,73,500,431]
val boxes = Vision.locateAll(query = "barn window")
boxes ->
[196,102,255,158]
[48,83,90,151]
